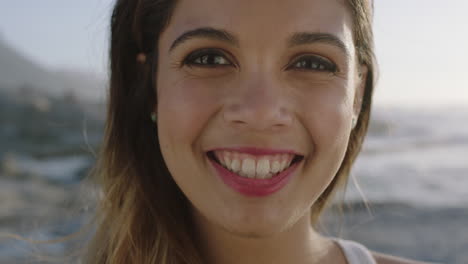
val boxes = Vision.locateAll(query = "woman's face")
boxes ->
[157,0,364,236]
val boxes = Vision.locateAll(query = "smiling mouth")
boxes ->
[206,151,304,180]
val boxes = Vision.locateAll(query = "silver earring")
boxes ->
[150,112,157,122]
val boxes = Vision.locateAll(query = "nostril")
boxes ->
[223,100,294,130]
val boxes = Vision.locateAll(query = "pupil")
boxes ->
[208,56,215,64]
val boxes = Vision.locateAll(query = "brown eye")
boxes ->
[289,55,337,72]
[184,49,233,67]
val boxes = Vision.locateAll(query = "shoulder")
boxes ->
[372,252,435,264]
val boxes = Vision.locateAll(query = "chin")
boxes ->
[221,223,279,239]
[215,213,291,239]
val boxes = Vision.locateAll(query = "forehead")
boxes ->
[163,0,354,48]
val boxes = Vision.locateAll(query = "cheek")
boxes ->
[299,83,354,155]
[156,76,223,150]
[155,78,215,193]
[296,85,353,204]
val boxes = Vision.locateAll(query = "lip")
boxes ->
[207,153,302,197]
[208,146,303,156]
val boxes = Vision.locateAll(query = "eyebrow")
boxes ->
[289,32,350,59]
[169,27,239,52]
[169,27,350,58]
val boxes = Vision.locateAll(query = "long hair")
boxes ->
[84,0,376,263]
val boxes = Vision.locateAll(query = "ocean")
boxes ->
[347,106,468,208]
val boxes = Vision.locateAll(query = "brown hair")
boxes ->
[84,0,376,263]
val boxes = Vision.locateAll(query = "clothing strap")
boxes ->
[334,238,377,264]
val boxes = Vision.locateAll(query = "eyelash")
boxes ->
[183,48,233,68]
[287,55,338,73]
[182,48,338,73]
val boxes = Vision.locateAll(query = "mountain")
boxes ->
[0,37,106,102]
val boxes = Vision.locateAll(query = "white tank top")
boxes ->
[334,238,377,264]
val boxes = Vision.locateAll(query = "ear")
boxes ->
[353,65,368,124]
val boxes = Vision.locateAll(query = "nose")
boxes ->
[223,74,294,131]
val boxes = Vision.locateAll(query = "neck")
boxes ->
[191,207,337,264]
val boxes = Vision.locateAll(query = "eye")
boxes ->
[183,48,233,67]
[288,55,337,73]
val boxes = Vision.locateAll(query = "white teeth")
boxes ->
[241,158,256,178]
[271,160,281,173]
[280,158,288,170]
[231,159,241,173]
[213,151,299,179]
[224,153,232,168]
[256,159,270,179]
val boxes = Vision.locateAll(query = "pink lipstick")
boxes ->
[207,151,302,197]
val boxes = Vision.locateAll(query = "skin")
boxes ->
[153,0,410,263]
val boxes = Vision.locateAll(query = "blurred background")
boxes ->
[0,0,467,263]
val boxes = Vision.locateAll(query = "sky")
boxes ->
[0,0,467,107]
